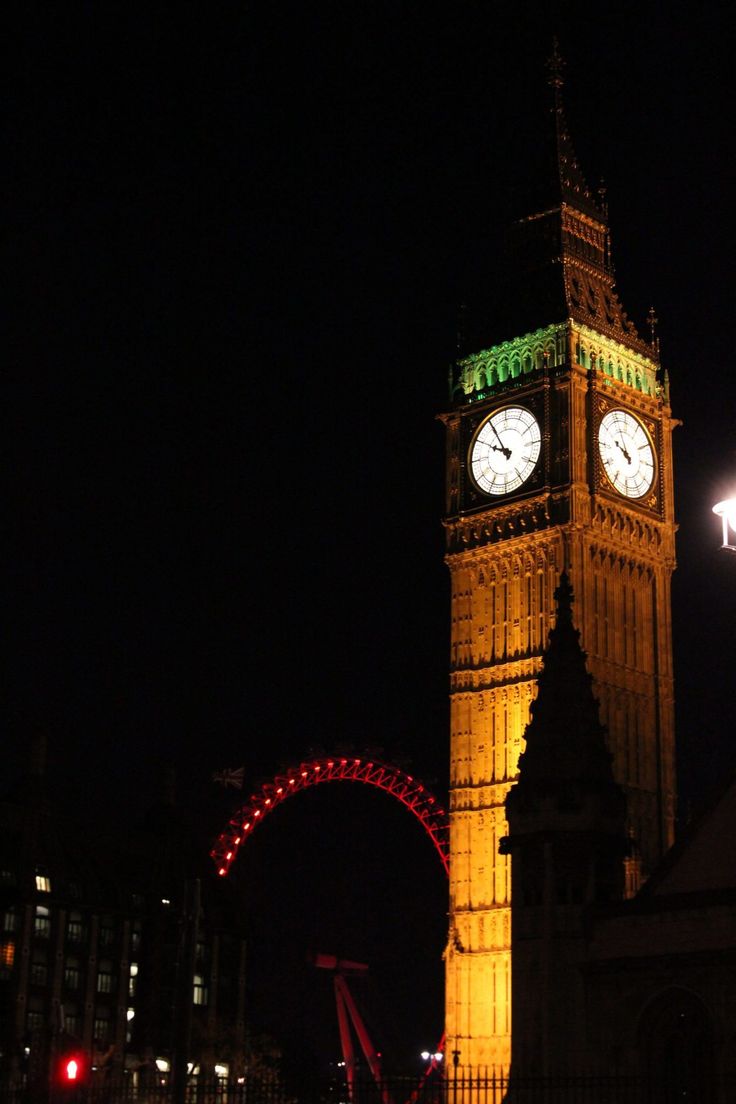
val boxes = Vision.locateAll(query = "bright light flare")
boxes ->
[713,497,736,550]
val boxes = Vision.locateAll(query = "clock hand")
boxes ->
[489,423,512,459]
[616,438,632,464]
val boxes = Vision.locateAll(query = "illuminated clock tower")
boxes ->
[442,56,677,1071]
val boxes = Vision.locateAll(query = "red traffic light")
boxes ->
[65,1058,80,1081]
[57,1051,86,1086]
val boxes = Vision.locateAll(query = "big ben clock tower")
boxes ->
[442,52,677,1071]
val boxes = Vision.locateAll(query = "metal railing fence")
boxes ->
[1,1070,732,1104]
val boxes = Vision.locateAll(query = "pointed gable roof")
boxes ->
[639,772,736,897]
[506,573,627,839]
[515,573,616,789]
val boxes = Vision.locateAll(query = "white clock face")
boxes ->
[469,406,541,496]
[598,409,655,498]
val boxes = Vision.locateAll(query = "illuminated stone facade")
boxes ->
[442,69,677,1072]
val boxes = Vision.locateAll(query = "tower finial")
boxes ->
[648,306,659,353]
[553,570,574,627]
[547,37,565,94]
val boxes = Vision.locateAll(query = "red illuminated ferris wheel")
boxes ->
[211,754,449,877]
[211,755,448,1100]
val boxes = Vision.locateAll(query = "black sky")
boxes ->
[7,0,736,1073]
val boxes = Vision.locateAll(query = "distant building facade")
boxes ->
[0,748,247,1094]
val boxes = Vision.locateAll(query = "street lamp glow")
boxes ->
[712,498,736,551]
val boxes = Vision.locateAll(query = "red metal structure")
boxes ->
[211,755,448,1101]
[314,953,393,1104]
[211,756,449,877]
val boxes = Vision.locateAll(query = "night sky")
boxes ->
[8,1,736,1076]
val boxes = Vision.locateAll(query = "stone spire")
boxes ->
[468,46,655,362]
[505,572,627,855]
[546,39,605,224]
[502,577,629,1078]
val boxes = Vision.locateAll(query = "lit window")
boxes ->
[3,910,18,934]
[128,962,138,997]
[99,918,115,947]
[131,922,142,953]
[97,960,114,994]
[193,974,208,1006]
[0,940,14,978]
[35,873,51,893]
[67,913,85,943]
[93,1008,110,1044]
[64,957,81,990]
[30,949,47,986]
[34,906,50,939]
[26,996,44,1031]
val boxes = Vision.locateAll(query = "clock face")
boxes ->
[469,406,542,496]
[598,409,655,498]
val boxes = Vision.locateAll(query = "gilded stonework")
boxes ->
[442,78,677,1074]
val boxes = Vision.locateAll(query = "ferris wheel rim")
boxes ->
[211,753,450,878]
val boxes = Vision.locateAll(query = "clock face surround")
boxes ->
[469,405,542,496]
[598,408,655,499]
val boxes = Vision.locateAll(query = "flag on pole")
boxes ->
[212,767,244,789]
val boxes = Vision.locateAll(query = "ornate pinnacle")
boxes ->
[547,37,565,91]
[648,306,661,358]
[553,570,574,627]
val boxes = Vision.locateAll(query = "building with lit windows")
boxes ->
[0,738,247,1094]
